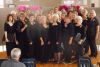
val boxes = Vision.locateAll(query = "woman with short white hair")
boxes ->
[48,15,63,63]
[74,16,86,60]
[75,16,83,26]
[86,9,100,58]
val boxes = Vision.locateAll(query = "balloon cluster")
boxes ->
[59,5,80,11]
[17,5,42,11]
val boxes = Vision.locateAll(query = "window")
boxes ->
[0,0,4,8]
[20,0,30,1]
[0,45,6,52]
[64,0,74,5]
[64,0,87,6]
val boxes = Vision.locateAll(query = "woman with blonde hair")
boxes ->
[73,16,86,60]
[48,15,62,63]
[86,10,100,58]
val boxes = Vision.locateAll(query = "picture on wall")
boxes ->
[8,4,16,8]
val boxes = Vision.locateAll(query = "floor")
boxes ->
[36,51,100,67]
[0,45,100,67]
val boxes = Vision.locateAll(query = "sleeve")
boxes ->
[15,21,22,33]
[81,26,86,39]
[48,26,52,41]
[95,17,100,26]
[26,27,32,42]
[4,23,7,31]
[37,25,42,37]
[57,23,62,43]
[69,23,75,37]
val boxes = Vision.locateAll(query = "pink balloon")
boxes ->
[17,5,27,11]
[29,6,41,11]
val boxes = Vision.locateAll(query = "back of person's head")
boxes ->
[11,48,21,59]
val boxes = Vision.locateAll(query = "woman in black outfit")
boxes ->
[27,14,44,61]
[15,13,29,58]
[48,15,62,63]
[74,16,86,60]
[61,16,74,63]
[81,9,89,54]
[40,16,49,62]
[81,9,88,27]
[86,10,99,58]
[4,14,16,57]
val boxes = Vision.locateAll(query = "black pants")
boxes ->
[17,43,29,59]
[83,40,89,54]
[64,44,73,62]
[33,41,42,61]
[41,44,49,62]
[6,42,16,57]
[76,45,84,60]
[87,36,97,57]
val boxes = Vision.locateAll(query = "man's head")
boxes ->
[11,48,21,60]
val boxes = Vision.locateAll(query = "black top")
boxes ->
[48,23,61,43]
[15,20,29,43]
[40,25,49,43]
[4,22,16,42]
[86,17,100,36]
[27,22,42,42]
[74,25,86,39]
[61,22,74,43]
[82,18,88,27]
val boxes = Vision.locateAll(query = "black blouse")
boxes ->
[74,25,86,40]
[15,20,29,43]
[40,25,49,43]
[86,17,100,36]
[48,23,61,43]
[27,22,42,42]
[4,22,16,42]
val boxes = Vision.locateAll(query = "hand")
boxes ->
[21,25,27,32]
[21,28,25,32]
[16,41,19,45]
[29,42,32,46]
[6,38,9,42]
[69,41,72,45]
[78,40,83,45]
[56,42,59,45]
[41,41,44,46]
[48,41,50,45]
[29,42,32,45]
[95,35,98,40]
[25,24,27,28]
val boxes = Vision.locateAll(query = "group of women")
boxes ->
[3,7,100,63]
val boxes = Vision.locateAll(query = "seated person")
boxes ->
[0,48,26,67]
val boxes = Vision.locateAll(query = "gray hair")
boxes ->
[11,48,21,59]
[75,16,83,24]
